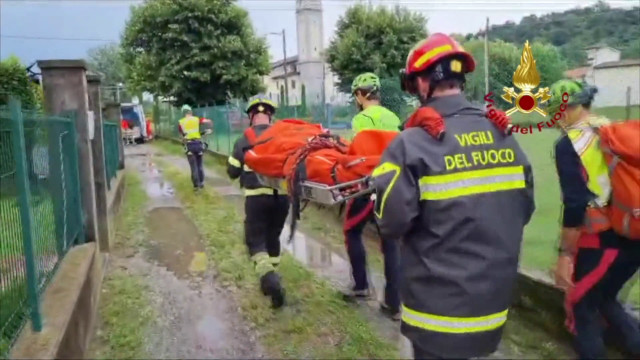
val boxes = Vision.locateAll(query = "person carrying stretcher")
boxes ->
[343,72,402,321]
[227,96,288,309]
[373,33,535,359]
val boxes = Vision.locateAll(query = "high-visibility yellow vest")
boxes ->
[179,116,201,140]
[566,121,612,233]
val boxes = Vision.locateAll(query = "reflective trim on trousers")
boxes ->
[250,252,275,277]
[402,305,508,334]
[244,188,277,196]
[228,156,241,168]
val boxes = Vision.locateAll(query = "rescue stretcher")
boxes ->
[256,173,374,206]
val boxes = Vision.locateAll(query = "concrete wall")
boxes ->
[592,65,640,108]
[10,243,103,359]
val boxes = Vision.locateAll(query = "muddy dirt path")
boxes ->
[150,143,585,359]
[104,146,263,359]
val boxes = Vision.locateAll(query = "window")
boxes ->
[291,80,296,89]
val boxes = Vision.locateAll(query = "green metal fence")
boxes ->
[103,121,119,189]
[152,80,418,154]
[0,99,84,356]
[153,100,377,155]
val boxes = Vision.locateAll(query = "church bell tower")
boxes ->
[296,0,325,105]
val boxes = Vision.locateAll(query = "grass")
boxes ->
[0,195,57,356]
[153,139,385,272]
[154,103,640,302]
[90,171,155,359]
[158,161,399,359]
[0,196,57,261]
[153,136,638,358]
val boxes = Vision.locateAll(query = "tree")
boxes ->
[86,43,126,86]
[463,40,520,103]
[469,2,640,67]
[380,77,410,120]
[0,56,41,108]
[622,38,640,59]
[463,40,568,103]
[121,0,270,106]
[529,42,568,88]
[326,4,427,93]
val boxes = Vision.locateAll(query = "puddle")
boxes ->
[279,223,413,358]
[145,207,208,279]
[144,150,547,358]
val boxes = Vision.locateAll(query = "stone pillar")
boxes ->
[37,60,99,245]
[86,74,110,252]
[103,102,125,169]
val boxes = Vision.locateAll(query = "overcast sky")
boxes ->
[0,0,636,65]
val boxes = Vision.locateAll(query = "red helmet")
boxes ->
[401,33,475,94]
[405,33,475,75]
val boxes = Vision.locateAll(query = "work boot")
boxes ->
[260,271,285,308]
[343,287,371,302]
[380,303,401,321]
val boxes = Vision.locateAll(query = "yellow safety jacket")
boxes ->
[566,118,612,233]
[179,116,201,140]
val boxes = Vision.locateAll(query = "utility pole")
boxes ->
[484,17,490,96]
[282,28,289,106]
[321,63,327,122]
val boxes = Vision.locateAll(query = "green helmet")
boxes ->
[547,79,598,116]
[246,96,277,115]
[351,72,381,94]
[181,104,192,113]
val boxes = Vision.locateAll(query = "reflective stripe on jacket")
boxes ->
[179,116,201,140]
[227,124,282,196]
[566,125,612,234]
[372,94,535,358]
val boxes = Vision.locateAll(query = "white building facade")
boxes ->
[591,60,640,108]
[564,45,640,108]
[262,0,349,107]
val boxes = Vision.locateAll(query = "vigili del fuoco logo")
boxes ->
[485,41,569,134]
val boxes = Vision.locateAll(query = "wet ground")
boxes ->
[99,146,263,359]
[149,143,601,359]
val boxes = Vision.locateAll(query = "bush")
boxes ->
[0,56,41,109]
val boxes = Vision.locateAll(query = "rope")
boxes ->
[284,133,348,243]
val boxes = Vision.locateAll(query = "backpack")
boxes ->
[599,120,640,240]
[243,119,325,177]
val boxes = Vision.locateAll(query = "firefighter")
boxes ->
[178,104,211,189]
[344,72,402,321]
[372,33,536,359]
[549,79,640,359]
[227,96,288,309]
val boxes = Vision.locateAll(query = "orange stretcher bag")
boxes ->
[334,129,399,183]
[244,119,326,177]
[599,120,640,240]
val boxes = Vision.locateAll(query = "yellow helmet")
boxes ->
[246,96,277,116]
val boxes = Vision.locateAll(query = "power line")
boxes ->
[0,35,118,42]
